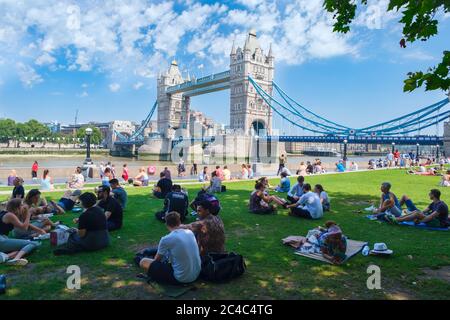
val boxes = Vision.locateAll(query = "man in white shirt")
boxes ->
[286,184,323,219]
[139,212,201,285]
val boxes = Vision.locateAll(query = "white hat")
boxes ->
[370,243,393,255]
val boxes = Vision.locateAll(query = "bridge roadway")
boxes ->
[114,135,443,147]
[166,70,230,97]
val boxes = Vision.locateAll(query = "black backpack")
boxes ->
[200,252,246,282]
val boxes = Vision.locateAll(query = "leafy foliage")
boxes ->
[323,0,450,93]
[76,125,103,145]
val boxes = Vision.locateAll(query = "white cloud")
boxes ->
[403,50,435,61]
[35,52,56,66]
[79,91,89,98]
[133,82,144,90]
[16,62,43,88]
[109,83,121,92]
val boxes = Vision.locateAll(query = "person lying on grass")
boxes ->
[249,182,288,214]
[0,199,39,266]
[139,211,201,285]
[48,190,82,214]
[371,182,402,221]
[385,189,450,229]
[54,192,110,256]
[286,184,323,220]
[181,201,225,257]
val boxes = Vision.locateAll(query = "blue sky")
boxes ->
[0,0,449,134]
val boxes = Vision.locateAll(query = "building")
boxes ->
[229,29,274,135]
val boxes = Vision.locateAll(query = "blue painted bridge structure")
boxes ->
[114,72,450,150]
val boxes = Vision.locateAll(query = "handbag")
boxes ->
[200,252,246,282]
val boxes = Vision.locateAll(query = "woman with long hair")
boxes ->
[40,169,54,191]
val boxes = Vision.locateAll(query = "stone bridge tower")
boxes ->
[229,30,274,135]
[157,60,189,138]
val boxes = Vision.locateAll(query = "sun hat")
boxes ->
[370,243,393,255]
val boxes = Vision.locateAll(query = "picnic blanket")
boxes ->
[282,236,367,264]
[366,215,449,231]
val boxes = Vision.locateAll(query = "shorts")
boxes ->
[290,207,313,219]
[148,260,181,285]
[251,206,275,215]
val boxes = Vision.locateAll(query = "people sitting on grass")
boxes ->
[40,169,54,191]
[247,164,254,179]
[240,164,249,179]
[372,182,402,220]
[223,166,231,181]
[181,200,225,257]
[0,199,39,266]
[257,177,273,191]
[49,190,82,214]
[385,189,450,228]
[97,186,123,232]
[102,168,113,187]
[440,170,450,187]
[306,161,314,175]
[286,184,324,220]
[19,190,58,238]
[315,184,330,212]
[190,190,221,217]
[408,167,438,176]
[155,184,189,222]
[296,162,307,176]
[318,221,347,264]
[287,176,305,204]
[153,172,173,199]
[249,182,287,214]
[199,166,209,182]
[163,167,172,180]
[138,211,201,285]
[133,167,149,187]
[335,161,346,173]
[11,177,25,200]
[206,171,222,193]
[67,167,84,189]
[274,172,291,193]
[215,166,224,181]
[109,179,128,210]
[54,192,110,256]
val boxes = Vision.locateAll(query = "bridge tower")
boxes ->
[230,30,274,135]
[157,60,189,138]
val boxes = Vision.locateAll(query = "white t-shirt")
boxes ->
[157,229,201,283]
[297,191,324,219]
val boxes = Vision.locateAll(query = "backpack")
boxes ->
[200,252,246,282]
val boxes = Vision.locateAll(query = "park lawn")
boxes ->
[1,169,450,300]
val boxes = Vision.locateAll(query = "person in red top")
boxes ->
[121,164,129,182]
[215,166,224,181]
[394,150,401,167]
[31,161,39,180]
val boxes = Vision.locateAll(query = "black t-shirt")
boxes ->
[157,178,173,197]
[428,201,449,227]
[98,196,123,228]
[12,185,25,199]
[164,191,189,215]
[78,206,107,232]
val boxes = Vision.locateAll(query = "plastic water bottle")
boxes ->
[362,245,370,256]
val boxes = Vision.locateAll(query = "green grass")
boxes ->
[1,169,450,300]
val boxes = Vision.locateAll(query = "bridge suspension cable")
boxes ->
[249,75,450,137]
[115,100,158,144]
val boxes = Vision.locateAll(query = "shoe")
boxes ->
[0,252,9,264]
[364,205,375,212]
[5,258,28,266]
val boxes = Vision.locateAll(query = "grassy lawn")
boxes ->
[1,169,450,300]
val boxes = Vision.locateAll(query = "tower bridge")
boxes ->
[112,29,450,162]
